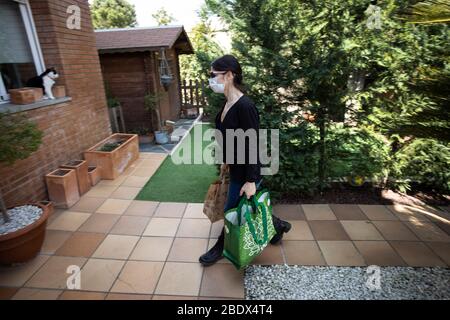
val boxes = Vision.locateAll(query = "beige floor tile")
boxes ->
[372,221,419,241]
[340,221,384,240]
[55,232,106,257]
[251,244,284,265]
[12,288,62,300]
[131,167,157,178]
[130,237,173,261]
[404,221,450,242]
[153,295,198,300]
[121,176,150,188]
[283,241,326,265]
[184,203,207,219]
[84,185,118,198]
[26,256,87,289]
[426,242,450,265]
[110,216,150,236]
[92,235,140,260]
[308,221,350,241]
[155,262,203,296]
[199,263,244,299]
[176,218,211,238]
[138,158,165,168]
[329,204,367,220]
[283,221,314,240]
[106,293,152,300]
[154,202,187,218]
[95,198,132,215]
[302,204,336,220]
[318,241,366,266]
[40,230,72,254]
[70,197,106,213]
[143,218,181,237]
[390,241,446,267]
[78,213,120,233]
[47,211,91,232]
[110,186,142,200]
[359,205,398,221]
[0,255,50,287]
[387,204,431,222]
[272,204,305,220]
[209,220,224,238]
[353,241,407,266]
[124,200,158,216]
[111,261,164,294]
[58,291,106,300]
[168,238,208,262]
[97,175,127,187]
[80,258,125,292]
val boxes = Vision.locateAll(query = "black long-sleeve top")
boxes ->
[215,95,261,183]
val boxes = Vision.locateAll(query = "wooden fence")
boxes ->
[180,79,207,108]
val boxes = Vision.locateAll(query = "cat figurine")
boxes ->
[26,68,59,99]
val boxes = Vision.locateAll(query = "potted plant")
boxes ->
[144,92,169,144]
[83,133,139,180]
[130,127,155,144]
[0,112,50,265]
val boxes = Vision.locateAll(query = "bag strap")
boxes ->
[244,195,269,245]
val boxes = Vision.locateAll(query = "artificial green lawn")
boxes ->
[135,123,219,203]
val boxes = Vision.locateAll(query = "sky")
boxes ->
[90,0,232,51]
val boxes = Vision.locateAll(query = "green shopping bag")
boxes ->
[222,188,277,270]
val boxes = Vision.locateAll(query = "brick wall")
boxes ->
[0,0,111,207]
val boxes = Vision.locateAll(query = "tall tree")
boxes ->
[91,0,137,29]
[152,7,175,26]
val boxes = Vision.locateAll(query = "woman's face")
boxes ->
[210,67,233,91]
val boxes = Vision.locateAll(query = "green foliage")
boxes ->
[398,0,450,24]
[0,112,43,166]
[391,139,450,193]
[91,0,137,29]
[152,7,175,26]
[326,125,390,179]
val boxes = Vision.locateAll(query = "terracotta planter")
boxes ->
[83,134,139,180]
[9,87,43,105]
[88,166,101,186]
[0,204,49,265]
[60,160,91,195]
[52,85,66,98]
[138,133,155,144]
[37,200,54,217]
[45,168,80,208]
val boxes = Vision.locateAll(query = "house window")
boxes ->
[0,0,45,103]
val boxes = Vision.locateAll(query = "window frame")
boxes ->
[0,0,46,104]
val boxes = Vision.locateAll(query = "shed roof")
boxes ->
[95,25,194,54]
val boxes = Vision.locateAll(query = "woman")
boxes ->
[199,55,291,267]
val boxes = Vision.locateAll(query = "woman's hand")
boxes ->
[240,182,256,199]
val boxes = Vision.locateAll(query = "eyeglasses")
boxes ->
[209,71,227,78]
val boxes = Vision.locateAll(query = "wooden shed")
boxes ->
[95,26,194,133]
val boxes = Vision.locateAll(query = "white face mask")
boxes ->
[208,76,225,94]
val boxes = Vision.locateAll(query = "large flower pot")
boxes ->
[60,160,91,195]
[45,168,80,208]
[0,204,49,265]
[83,134,139,180]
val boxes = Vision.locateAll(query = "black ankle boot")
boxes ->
[270,215,291,245]
[199,227,225,266]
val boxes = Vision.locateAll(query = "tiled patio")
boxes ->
[0,152,449,300]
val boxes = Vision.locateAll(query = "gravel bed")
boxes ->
[244,265,450,300]
[0,205,43,236]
